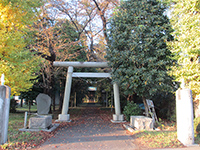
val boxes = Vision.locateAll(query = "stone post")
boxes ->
[112,82,124,122]
[0,85,11,144]
[176,88,194,146]
[58,66,73,121]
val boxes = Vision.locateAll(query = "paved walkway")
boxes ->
[36,107,200,150]
[36,107,139,150]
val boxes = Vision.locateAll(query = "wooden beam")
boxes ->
[72,73,111,78]
[53,61,109,68]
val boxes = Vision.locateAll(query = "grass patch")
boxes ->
[16,105,37,112]
[0,113,55,150]
[195,134,200,144]
[132,130,185,149]
[16,105,60,113]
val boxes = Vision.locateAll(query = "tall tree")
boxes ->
[106,0,175,116]
[30,9,88,110]
[0,0,43,95]
[167,0,200,98]
[49,0,120,61]
[166,0,200,117]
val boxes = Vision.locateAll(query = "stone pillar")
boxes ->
[112,82,124,122]
[176,88,194,146]
[58,66,73,121]
[0,85,11,144]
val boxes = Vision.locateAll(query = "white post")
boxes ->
[176,88,194,146]
[24,112,28,128]
[112,82,124,122]
[113,82,121,115]
[58,66,73,122]
[1,74,5,85]
[0,85,11,144]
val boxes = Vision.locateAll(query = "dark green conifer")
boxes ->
[106,0,174,115]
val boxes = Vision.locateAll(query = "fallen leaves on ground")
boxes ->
[130,130,185,149]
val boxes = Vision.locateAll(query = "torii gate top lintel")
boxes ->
[53,61,109,68]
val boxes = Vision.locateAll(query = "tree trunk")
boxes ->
[59,95,63,111]
[74,92,76,107]
[59,79,65,111]
[55,88,60,106]
[20,99,23,107]
[142,96,149,117]
[29,100,31,113]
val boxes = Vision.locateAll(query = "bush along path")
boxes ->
[36,107,139,150]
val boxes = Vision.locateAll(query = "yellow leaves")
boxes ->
[0,3,25,31]
[0,1,43,95]
[0,57,40,95]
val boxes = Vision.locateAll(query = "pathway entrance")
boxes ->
[37,107,138,150]
[53,61,124,123]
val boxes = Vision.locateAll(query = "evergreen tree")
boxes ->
[106,0,175,116]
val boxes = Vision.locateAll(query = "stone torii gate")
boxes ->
[53,61,124,123]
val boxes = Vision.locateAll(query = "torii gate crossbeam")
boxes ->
[53,61,124,123]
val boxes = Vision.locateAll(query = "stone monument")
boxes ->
[28,93,52,130]
[19,93,59,132]
[36,93,51,115]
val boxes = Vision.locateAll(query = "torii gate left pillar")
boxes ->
[53,61,125,123]
[58,66,73,121]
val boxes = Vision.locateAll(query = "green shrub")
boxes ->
[123,101,142,121]
[194,117,200,136]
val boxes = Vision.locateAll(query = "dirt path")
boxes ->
[36,107,139,150]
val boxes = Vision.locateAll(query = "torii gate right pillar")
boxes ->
[111,82,125,123]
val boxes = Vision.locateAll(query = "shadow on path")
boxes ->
[36,107,139,150]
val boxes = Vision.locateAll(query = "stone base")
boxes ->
[130,116,153,130]
[29,115,52,129]
[19,123,59,132]
[57,114,71,122]
[111,114,126,123]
